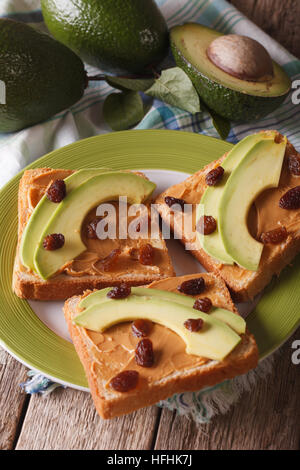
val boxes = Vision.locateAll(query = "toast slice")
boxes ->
[64,273,258,419]
[155,132,300,302]
[13,168,175,300]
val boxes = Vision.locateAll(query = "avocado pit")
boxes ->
[206,34,274,82]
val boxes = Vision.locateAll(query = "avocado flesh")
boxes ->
[219,138,287,271]
[197,132,277,264]
[170,23,291,122]
[33,172,156,280]
[0,19,85,133]
[75,295,242,361]
[20,168,112,271]
[79,287,246,335]
[41,0,169,74]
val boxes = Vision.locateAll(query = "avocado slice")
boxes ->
[219,137,287,271]
[20,168,112,271]
[41,0,169,74]
[0,19,85,133]
[79,287,246,334]
[75,295,242,361]
[170,23,291,122]
[197,132,277,264]
[33,172,156,280]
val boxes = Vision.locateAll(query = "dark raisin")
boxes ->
[184,318,204,332]
[164,196,185,211]
[288,154,300,176]
[135,338,154,367]
[205,166,224,186]
[139,243,155,266]
[196,215,217,235]
[177,277,206,295]
[193,297,212,313]
[260,226,287,244]
[110,370,139,392]
[43,233,65,250]
[46,179,66,203]
[131,319,152,338]
[86,218,101,239]
[279,186,300,210]
[107,284,131,299]
[97,249,121,272]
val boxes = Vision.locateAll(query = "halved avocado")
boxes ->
[170,23,291,122]
[33,172,156,280]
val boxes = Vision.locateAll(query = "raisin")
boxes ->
[184,318,204,332]
[131,319,152,338]
[196,215,217,235]
[177,277,206,295]
[43,233,65,250]
[97,249,121,272]
[205,166,224,186]
[279,186,300,210]
[107,284,131,299]
[260,226,287,244]
[46,179,66,203]
[193,297,212,313]
[139,243,155,266]
[164,196,185,211]
[135,338,154,367]
[110,370,139,393]
[86,218,101,239]
[288,154,300,176]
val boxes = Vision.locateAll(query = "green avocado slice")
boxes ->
[33,172,156,280]
[79,287,246,335]
[74,295,242,361]
[219,137,287,271]
[20,168,112,271]
[197,132,277,264]
[170,23,291,121]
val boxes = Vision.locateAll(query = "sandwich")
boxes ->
[13,168,174,300]
[155,131,300,302]
[64,273,258,419]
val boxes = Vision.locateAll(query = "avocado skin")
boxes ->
[171,41,288,122]
[0,19,85,133]
[41,0,169,73]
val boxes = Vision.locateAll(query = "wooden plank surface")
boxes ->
[0,348,29,450]
[154,332,300,450]
[15,387,160,450]
[229,0,300,58]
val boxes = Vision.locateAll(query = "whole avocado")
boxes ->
[0,19,86,133]
[41,0,169,73]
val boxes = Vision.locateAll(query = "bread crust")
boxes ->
[13,168,175,300]
[64,273,259,419]
[155,132,300,302]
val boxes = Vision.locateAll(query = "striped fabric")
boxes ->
[0,0,299,187]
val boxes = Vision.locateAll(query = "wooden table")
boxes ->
[1,0,300,450]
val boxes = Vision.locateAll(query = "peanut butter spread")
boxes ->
[22,169,172,278]
[79,274,235,389]
[156,143,300,279]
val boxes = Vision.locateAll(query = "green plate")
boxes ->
[0,130,299,389]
